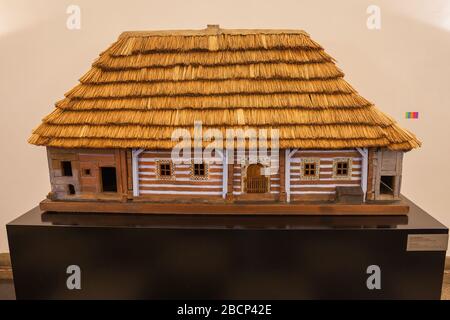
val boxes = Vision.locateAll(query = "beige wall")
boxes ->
[0,0,449,253]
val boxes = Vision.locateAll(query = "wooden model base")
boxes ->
[39,198,409,216]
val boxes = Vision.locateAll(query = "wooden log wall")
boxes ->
[289,149,362,202]
[137,149,223,199]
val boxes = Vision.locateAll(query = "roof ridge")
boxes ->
[119,25,310,38]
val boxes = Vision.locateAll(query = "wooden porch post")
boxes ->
[222,150,228,199]
[131,148,144,197]
[115,149,128,202]
[356,147,369,202]
[226,163,234,202]
[226,150,234,202]
[285,149,291,203]
[279,149,287,202]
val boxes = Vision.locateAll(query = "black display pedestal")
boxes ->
[7,197,448,300]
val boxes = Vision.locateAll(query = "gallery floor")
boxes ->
[0,255,448,300]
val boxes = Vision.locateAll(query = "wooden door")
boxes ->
[246,164,269,193]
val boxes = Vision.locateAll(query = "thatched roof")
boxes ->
[29,25,420,150]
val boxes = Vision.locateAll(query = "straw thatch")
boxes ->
[29,26,421,150]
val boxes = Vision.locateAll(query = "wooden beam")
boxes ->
[222,149,227,199]
[226,149,234,201]
[132,148,145,197]
[126,150,132,188]
[356,147,368,202]
[40,198,410,215]
[114,149,126,200]
[366,148,375,201]
[288,148,299,158]
[375,149,382,199]
[285,148,291,202]
[279,149,286,202]
[120,149,129,200]
[395,152,403,199]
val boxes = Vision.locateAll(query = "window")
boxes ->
[83,168,91,176]
[333,158,352,179]
[336,162,348,175]
[300,158,320,180]
[61,161,73,176]
[156,160,173,179]
[380,176,395,195]
[100,167,117,192]
[191,161,209,180]
[304,162,316,177]
[194,163,205,176]
[160,163,172,177]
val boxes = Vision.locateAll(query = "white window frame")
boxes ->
[190,161,209,181]
[332,158,353,180]
[300,158,320,181]
[156,160,174,180]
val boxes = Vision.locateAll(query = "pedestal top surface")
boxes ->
[7,196,448,232]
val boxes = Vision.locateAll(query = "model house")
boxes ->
[29,25,420,214]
